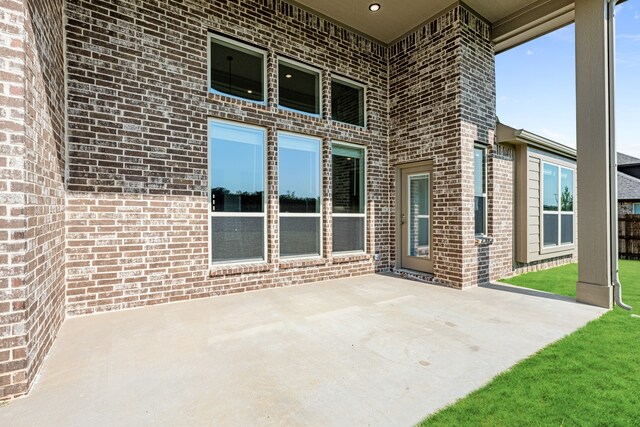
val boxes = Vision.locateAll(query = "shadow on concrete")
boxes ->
[480,282,578,304]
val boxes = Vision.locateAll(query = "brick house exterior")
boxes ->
[0,0,578,400]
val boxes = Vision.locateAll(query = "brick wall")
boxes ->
[489,143,515,280]
[64,0,391,315]
[0,0,66,399]
[389,5,495,288]
[0,0,30,399]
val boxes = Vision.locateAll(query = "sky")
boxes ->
[496,0,640,159]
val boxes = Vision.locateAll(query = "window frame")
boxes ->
[330,74,367,128]
[277,57,323,117]
[474,144,488,237]
[541,161,575,249]
[277,131,324,259]
[633,203,640,215]
[331,141,367,255]
[207,118,268,266]
[207,32,268,105]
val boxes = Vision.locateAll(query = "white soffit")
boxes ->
[291,0,576,47]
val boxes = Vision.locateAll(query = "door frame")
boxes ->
[395,160,434,273]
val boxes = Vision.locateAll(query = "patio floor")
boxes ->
[0,274,605,426]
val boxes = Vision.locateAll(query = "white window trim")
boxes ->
[208,118,268,266]
[332,141,367,255]
[278,131,323,260]
[277,57,322,117]
[474,144,488,237]
[207,33,268,105]
[330,74,367,128]
[541,161,575,249]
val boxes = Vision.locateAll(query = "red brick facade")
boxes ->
[0,0,66,399]
[0,0,577,400]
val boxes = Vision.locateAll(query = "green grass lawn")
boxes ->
[420,260,640,426]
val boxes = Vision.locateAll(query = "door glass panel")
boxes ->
[408,174,430,258]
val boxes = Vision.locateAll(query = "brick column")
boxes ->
[389,5,495,288]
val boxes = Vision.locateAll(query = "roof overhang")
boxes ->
[497,123,577,159]
[492,0,575,53]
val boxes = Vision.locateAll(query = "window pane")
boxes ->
[211,217,264,262]
[560,168,574,212]
[279,133,321,213]
[210,37,264,102]
[280,217,321,257]
[408,174,430,258]
[474,147,486,235]
[475,196,486,236]
[409,175,429,216]
[279,62,320,115]
[409,217,430,258]
[474,147,486,195]
[210,121,264,213]
[331,79,364,127]
[634,204,640,214]
[333,216,365,253]
[543,213,559,246]
[561,214,574,244]
[332,145,365,214]
[543,164,559,211]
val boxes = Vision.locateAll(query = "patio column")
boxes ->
[574,0,613,308]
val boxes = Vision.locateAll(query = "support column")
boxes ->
[575,0,613,308]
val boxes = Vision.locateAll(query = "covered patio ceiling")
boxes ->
[293,0,575,51]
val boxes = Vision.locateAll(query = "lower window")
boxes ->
[542,163,575,247]
[208,119,266,263]
[278,132,322,258]
[332,143,366,253]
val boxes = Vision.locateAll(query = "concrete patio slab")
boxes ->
[0,274,606,426]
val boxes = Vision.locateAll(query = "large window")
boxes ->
[332,143,366,253]
[278,59,321,116]
[542,163,574,247]
[278,133,322,257]
[208,120,266,263]
[474,145,487,236]
[331,76,365,127]
[209,33,266,103]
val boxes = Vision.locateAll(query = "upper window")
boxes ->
[278,132,322,258]
[542,163,574,247]
[331,76,365,127]
[633,203,640,215]
[208,120,266,264]
[209,34,265,103]
[474,145,487,236]
[278,59,321,115]
[332,143,366,253]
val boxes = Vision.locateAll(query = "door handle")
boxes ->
[401,213,406,225]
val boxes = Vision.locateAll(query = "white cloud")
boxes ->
[526,49,534,56]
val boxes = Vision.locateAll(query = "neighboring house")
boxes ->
[617,153,640,215]
[496,124,578,267]
[0,0,616,400]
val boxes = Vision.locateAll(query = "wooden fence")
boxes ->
[619,215,640,260]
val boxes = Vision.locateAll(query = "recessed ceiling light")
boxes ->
[285,74,292,78]
[369,3,381,12]
[247,90,253,94]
